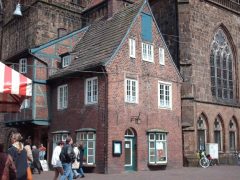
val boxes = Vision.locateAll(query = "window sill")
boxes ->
[148,162,167,166]
[83,163,96,168]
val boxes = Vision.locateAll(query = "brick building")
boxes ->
[150,0,240,165]
[0,0,133,148]
[48,1,182,173]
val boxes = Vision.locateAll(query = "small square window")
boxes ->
[62,55,71,68]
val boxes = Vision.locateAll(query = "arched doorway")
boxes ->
[124,128,137,171]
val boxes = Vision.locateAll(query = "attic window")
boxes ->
[62,55,71,68]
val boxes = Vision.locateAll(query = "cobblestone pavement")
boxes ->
[33,165,240,180]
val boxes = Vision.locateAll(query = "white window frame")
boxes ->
[158,81,172,109]
[125,78,138,103]
[20,99,31,109]
[148,133,167,164]
[142,42,154,62]
[57,84,68,110]
[159,48,165,65]
[62,55,71,68]
[19,58,27,74]
[129,38,136,58]
[85,77,98,105]
[76,132,96,165]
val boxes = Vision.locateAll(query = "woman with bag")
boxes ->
[7,132,30,180]
[72,143,80,179]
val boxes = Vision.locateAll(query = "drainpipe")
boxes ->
[101,66,108,173]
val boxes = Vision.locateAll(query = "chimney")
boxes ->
[107,0,134,18]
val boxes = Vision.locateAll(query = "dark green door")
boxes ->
[125,137,136,171]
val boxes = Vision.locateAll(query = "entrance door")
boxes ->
[125,128,136,171]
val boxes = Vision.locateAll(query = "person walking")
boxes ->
[0,143,17,180]
[51,141,64,180]
[77,143,85,178]
[32,145,42,174]
[39,144,46,160]
[24,138,33,169]
[60,136,75,180]
[7,132,28,180]
[72,144,80,179]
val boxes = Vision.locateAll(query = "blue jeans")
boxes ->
[60,163,73,180]
[77,167,84,176]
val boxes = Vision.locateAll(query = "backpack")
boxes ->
[59,145,75,163]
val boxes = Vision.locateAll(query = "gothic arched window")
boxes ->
[229,119,237,151]
[210,29,233,100]
[197,115,207,151]
[214,117,223,151]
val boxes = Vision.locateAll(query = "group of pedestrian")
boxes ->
[0,131,46,180]
[51,136,85,180]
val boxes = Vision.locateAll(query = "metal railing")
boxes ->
[4,109,32,123]
[206,0,240,14]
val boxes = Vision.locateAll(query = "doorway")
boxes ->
[124,128,137,171]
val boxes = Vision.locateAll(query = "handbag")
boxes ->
[72,160,80,169]
[26,166,33,180]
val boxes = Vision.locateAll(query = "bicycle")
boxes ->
[198,151,216,168]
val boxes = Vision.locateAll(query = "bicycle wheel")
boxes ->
[199,157,210,168]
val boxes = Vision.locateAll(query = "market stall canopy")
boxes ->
[0,61,32,112]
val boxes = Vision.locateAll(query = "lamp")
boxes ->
[130,112,141,124]
[13,3,22,16]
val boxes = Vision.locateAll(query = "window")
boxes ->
[20,99,31,109]
[159,48,165,65]
[85,77,98,104]
[52,132,69,151]
[214,117,223,151]
[76,132,96,165]
[129,38,136,58]
[229,119,237,151]
[197,115,207,151]
[57,84,68,109]
[62,55,71,68]
[148,132,167,164]
[158,81,172,109]
[19,58,27,74]
[125,78,138,103]
[142,42,154,62]
[210,29,233,100]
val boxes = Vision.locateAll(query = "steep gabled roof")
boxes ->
[50,0,144,78]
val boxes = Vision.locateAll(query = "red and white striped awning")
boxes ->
[0,61,32,112]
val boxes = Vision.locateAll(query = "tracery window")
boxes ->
[210,29,233,100]
[197,115,207,151]
[214,117,223,151]
[229,119,237,151]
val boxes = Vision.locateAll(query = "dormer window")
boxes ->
[19,58,27,74]
[62,55,71,68]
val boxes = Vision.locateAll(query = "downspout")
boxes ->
[101,66,108,174]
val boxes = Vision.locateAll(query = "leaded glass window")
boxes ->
[210,29,233,100]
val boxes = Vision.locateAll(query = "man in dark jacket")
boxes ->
[60,136,75,180]
[32,145,42,174]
